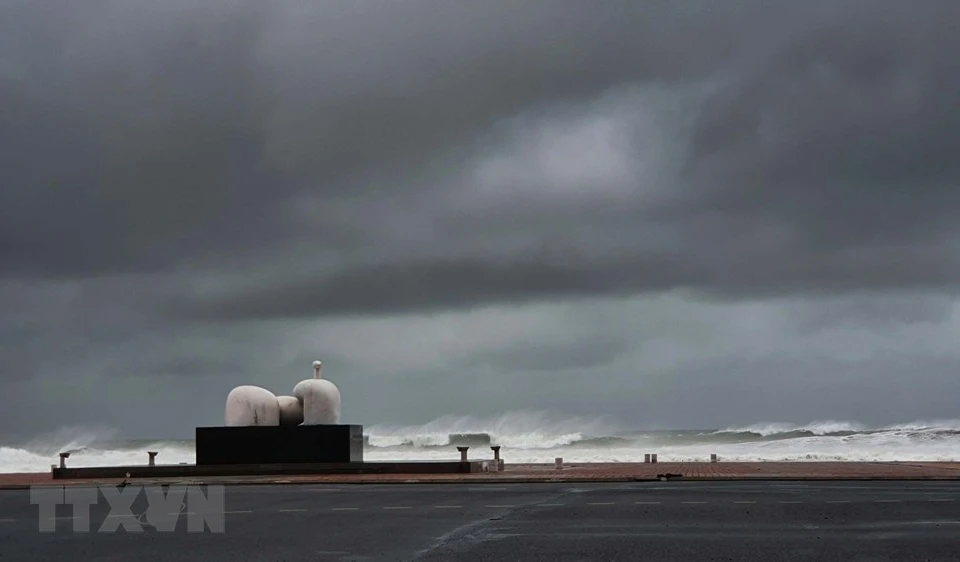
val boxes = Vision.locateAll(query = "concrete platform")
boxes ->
[195,424,363,465]
[3,461,960,489]
[49,460,482,480]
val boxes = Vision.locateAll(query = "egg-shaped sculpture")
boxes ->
[292,360,341,424]
[224,385,280,426]
[277,395,304,426]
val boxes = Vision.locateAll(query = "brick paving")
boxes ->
[504,461,960,479]
[3,461,960,488]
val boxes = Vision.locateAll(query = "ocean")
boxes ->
[3,412,959,473]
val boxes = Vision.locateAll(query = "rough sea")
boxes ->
[3,411,959,473]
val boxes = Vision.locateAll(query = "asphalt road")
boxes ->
[3,481,960,561]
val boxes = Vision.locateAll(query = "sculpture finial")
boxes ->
[312,360,323,379]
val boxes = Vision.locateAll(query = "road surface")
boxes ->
[2,481,960,560]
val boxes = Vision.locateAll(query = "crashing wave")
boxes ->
[5,415,960,472]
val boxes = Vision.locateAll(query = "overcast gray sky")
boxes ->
[2,0,960,441]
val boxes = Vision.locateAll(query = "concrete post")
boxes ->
[644,453,651,463]
[710,453,718,463]
[148,451,158,466]
[491,446,504,471]
[59,452,70,469]
[651,453,658,463]
[457,446,469,462]
[555,457,563,469]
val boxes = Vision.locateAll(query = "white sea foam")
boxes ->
[365,411,622,449]
[715,420,868,436]
[0,425,194,473]
[0,444,196,473]
[881,419,960,432]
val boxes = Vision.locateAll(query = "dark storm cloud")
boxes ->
[178,255,700,320]
[465,336,632,373]
[0,275,183,381]
[0,1,293,276]
[685,2,960,240]
[137,0,960,320]
[8,1,948,300]
[787,294,955,335]
[4,0,960,443]
[0,0,745,279]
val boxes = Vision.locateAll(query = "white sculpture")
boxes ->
[224,385,280,426]
[292,360,341,424]
[277,395,304,426]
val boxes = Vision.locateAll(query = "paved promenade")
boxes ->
[3,461,960,488]
[6,481,960,560]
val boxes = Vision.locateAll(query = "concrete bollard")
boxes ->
[555,457,563,469]
[59,452,70,469]
[148,451,158,466]
[457,446,469,462]
[651,453,658,463]
[711,453,718,463]
[491,446,504,472]
[644,453,651,463]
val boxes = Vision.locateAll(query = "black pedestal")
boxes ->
[195,425,363,465]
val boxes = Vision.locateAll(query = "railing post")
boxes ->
[59,452,70,469]
[457,446,469,462]
[148,451,158,466]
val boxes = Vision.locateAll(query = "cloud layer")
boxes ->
[2,1,960,440]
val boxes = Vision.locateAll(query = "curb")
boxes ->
[6,474,960,490]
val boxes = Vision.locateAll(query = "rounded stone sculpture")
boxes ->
[224,385,280,426]
[277,395,304,426]
[292,360,341,424]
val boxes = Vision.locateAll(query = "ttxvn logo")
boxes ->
[30,484,225,533]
